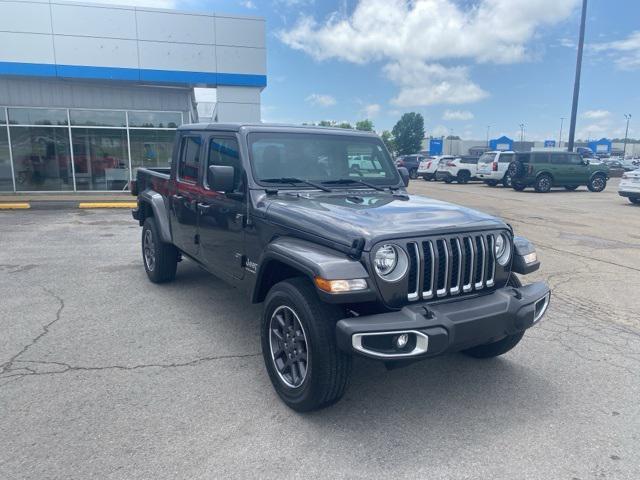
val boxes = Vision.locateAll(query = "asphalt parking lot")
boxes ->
[1,179,639,480]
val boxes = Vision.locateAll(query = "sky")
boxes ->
[74,0,638,142]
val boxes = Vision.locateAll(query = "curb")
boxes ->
[0,201,136,210]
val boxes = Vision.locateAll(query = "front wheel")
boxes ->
[463,275,525,358]
[587,174,607,192]
[502,173,513,188]
[261,278,352,412]
[142,217,178,283]
[409,168,418,180]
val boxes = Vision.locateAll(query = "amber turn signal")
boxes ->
[314,277,368,293]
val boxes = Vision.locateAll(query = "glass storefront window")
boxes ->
[10,127,73,191]
[0,127,13,191]
[8,108,68,126]
[71,128,129,191]
[128,111,181,128]
[70,110,126,127]
[129,129,176,171]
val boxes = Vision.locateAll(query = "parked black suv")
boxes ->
[395,154,425,179]
[131,123,550,411]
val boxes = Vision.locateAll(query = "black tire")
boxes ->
[564,185,579,191]
[422,174,432,181]
[457,170,471,184]
[534,174,552,193]
[587,174,607,192]
[444,178,453,184]
[630,197,640,205]
[508,160,525,178]
[142,217,178,283]
[463,275,526,358]
[485,180,498,187]
[261,277,352,412]
[409,168,418,180]
[512,182,526,191]
[502,173,513,188]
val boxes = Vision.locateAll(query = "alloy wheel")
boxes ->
[269,305,309,388]
[143,229,156,271]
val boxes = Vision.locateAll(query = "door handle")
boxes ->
[197,202,211,213]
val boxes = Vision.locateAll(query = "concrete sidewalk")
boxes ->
[0,193,136,210]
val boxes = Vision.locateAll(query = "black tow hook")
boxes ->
[511,288,523,300]
[421,306,434,319]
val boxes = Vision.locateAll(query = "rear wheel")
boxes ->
[564,185,579,191]
[142,217,178,283]
[261,278,352,412]
[457,170,471,184]
[587,174,607,192]
[534,174,552,193]
[463,275,525,358]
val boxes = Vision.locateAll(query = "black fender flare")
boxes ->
[138,189,172,243]
[253,237,372,303]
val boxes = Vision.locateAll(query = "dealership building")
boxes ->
[0,0,266,193]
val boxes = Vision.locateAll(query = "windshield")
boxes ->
[248,132,400,187]
[479,152,497,164]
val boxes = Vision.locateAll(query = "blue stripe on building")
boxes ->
[0,61,266,88]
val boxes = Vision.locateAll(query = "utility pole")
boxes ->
[486,125,490,147]
[567,0,588,152]
[519,123,525,143]
[623,114,632,157]
[559,117,564,148]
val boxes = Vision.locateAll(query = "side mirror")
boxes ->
[208,165,235,192]
[398,166,410,187]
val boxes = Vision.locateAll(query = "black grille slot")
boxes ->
[422,241,434,297]
[407,242,419,299]
[450,238,460,291]
[436,240,447,291]
[463,237,473,290]
[475,236,484,287]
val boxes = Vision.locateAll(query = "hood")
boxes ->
[261,190,506,250]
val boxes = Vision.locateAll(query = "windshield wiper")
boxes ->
[261,177,332,192]
[321,178,386,192]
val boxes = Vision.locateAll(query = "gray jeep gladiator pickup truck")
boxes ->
[131,123,550,411]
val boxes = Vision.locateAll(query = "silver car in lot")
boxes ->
[619,168,640,204]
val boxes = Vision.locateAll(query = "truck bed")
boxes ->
[133,167,171,196]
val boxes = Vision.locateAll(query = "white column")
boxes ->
[214,86,261,123]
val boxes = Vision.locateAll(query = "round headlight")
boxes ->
[373,244,408,281]
[495,233,511,266]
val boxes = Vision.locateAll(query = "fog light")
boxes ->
[522,252,537,264]
[394,333,409,349]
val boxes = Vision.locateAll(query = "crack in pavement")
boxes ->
[0,353,261,384]
[0,287,64,376]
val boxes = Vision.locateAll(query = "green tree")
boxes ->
[380,130,396,155]
[318,120,334,127]
[337,122,353,129]
[392,112,425,155]
[355,119,374,131]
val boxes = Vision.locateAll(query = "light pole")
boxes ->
[486,125,491,147]
[519,123,525,143]
[623,114,632,157]
[448,129,453,154]
[559,117,564,148]
[567,0,588,152]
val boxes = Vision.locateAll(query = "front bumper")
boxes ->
[336,281,550,360]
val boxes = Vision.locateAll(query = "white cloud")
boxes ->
[361,103,380,118]
[559,38,576,48]
[384,61,488,106]
[583,109,611,120]
[305,93,337,107]
[431,125,450,137]
[591,31,640,70]
[278,0,578,107]
[443,109,474,121]
[240,0,257,9]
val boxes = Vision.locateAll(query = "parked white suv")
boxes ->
[435,156,480,184]
[417,155,454,181]
[619,168,640,204]
[477,151,516,187]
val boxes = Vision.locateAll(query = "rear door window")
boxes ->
[532,153,549,164]
[498,153,514,163]
[178,135,202,183]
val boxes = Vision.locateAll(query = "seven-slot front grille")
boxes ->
[406,233,496,301]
